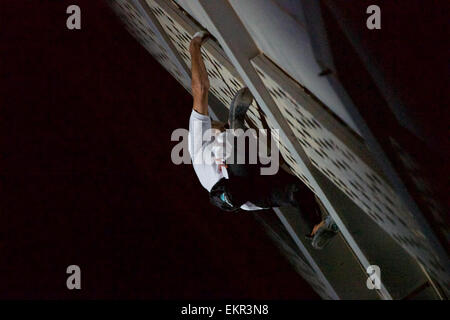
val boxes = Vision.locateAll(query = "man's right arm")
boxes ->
[189,32,210,116]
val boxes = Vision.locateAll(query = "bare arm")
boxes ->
[189,33,210,116]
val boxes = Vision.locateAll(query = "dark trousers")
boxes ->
[211,134,311,211]
[226,151,302,209]
[210,91,319,221]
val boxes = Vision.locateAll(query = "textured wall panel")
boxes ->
[109,0,190,90]
[145,1,269,128]
[145,0,314,200]
[147,0,236,107]
[257,216,334,300]
[252,54,449,290]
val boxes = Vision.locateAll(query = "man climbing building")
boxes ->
[187,31,338,249]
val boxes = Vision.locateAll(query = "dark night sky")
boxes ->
[0,1,319,299]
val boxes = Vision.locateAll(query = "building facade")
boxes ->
[108,0,449,300]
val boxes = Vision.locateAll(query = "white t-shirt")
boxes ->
[188,110,263,211]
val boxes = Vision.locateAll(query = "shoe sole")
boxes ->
[229,88,253,129]
[311,215,339,250]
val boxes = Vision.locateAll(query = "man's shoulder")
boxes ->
[190,109,210,122]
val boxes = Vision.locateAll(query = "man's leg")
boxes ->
[228,88,253,131]
[222,87,289,204]
[226,88,259,178]
[219,88,338,247]
[225,88,300,206]
[228,169,306,209]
